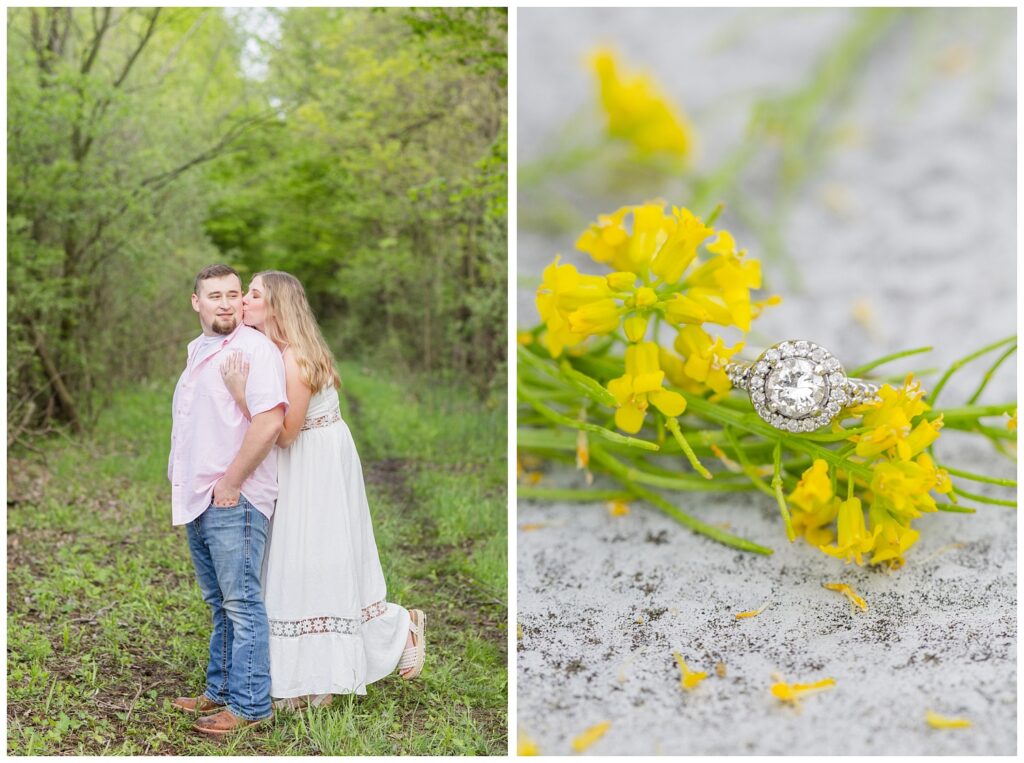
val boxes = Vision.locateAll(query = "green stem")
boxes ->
[941,466,1016,488]
[949,487,1016,509]
[705,202,725,226]
[665,417,712,479]
[590,447,772,554]
[518,487,633,503]
[935,503,977,514]
[681,391,873,478]
[591,448,754,492]
[966,343,1016,405]
[722,426,775,497]
[518,382,660,451]
[847,346,933,376]
[928,403,1017,420]
[771,440,796,542]
[930,335,1016,405]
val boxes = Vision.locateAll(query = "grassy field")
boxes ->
[7,361,508,755]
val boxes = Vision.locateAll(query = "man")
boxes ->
[168,264,287,736]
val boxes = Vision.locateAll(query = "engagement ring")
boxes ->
[725,340,880,433]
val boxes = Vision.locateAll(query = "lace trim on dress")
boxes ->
[301,408,341,431]
[269,600,389,638]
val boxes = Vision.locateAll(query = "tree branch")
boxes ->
[139,110,278,192]
[113,9,161,89]
[26,319,83,435]
[80,7,111,75]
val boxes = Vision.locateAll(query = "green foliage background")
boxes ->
[7,7,508,440]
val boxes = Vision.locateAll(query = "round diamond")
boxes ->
[766,357,828,419]
[810,348,825,362]
[765,349,780,362]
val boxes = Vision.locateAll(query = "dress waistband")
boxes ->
[301,408,341,431]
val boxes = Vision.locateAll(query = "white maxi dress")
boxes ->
[263,385,410,698]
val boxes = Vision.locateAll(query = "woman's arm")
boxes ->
[220,351,252,420]
[277,348,312,449]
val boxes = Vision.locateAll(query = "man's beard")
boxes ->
[212,316,237,335]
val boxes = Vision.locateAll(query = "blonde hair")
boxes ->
[254,270,341,393]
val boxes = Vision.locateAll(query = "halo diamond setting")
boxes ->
[725,340,870,433]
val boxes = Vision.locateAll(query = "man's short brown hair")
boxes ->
[193,264,240,295]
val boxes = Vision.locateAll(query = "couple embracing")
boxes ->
[167,264,425,735]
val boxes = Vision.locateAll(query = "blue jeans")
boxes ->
[186,495,272,721]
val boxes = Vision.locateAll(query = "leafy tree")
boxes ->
[8,7,508,443]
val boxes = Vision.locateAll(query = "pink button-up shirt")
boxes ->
[168,325,288,526]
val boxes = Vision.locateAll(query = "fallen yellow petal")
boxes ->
[607,499,630,517]
[771,677,836,705]
[715,662,727,678]
[735,603,768,619]
[520,523,546,532]
[571,721,610,753]
[926,710,972,729]
[823,582,868,612]
[672,652,708,690]
[517,622,523,640]
[518,729,540,755]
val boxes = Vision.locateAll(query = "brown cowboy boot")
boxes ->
[171,695,225,715]
[193,709,268,736]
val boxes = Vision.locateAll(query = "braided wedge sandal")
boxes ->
[273,693,334,712]
[397,609,426,680]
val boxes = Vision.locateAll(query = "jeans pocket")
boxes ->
[211,499,242,510]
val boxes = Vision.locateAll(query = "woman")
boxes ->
[219,270,425,708]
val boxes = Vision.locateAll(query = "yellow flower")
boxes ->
[576,207,633,272]
[606,271,637,291]
[852,374,931,460]
[771,676,836,706]
[671,325,744,396]
[623,315,649,343]
[871,453,952,520]
[868,503,920,567]
[789,459,833,508]
[822,582,868,611]
[672,652,708,690]
[925,710,972,729]
[660,234,766,333]
[1008,408,1017,432]
[649,207,713,283]
[607,342,686,433]
[567,298,621,335]
[535,256,614,357]
[571,720,611,753]
[591,49,693,158]
[819,496,879,565]
[788,460,838,547]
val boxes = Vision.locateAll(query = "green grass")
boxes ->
[7,364,507,755]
